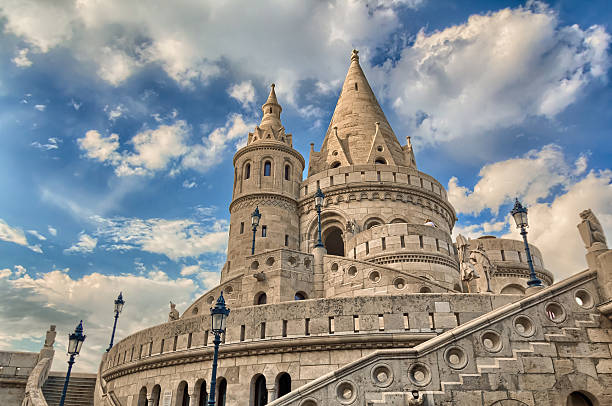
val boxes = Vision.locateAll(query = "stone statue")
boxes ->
[168,301,179,321]
[44,325,56,347]
[469,242,495,293]
[346,219,360,235]
[457,235,480,291]
[578,209,608,250]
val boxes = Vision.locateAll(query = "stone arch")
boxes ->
[550,372,603,406]
[217,377,227,406]
[364,217,384,230]
[390,217,408,223]
[151,384,161,406]
[330,161,341,168]
[567,391,598,406]
[323,226,344,256]
[305,209,348,252]
[195,379,207,406]
[175,381,189,406]
[137,386,147,406]
[295,291,307,300]
[276,372,292,399]
[250,374,268,406]
[254,291,267,305]
[284,162,291,181]
[243,160,252,180]
[500,284,526,295]
[375,157,386,164]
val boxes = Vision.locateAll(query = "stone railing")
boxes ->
[20,357,51,406]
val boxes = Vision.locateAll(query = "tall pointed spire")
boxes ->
[247,84,293,147]
[260,83,282,129]
[309,50,408,174]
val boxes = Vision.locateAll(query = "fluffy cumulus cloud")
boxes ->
[0,219,43,253]
[64,232,98,254]
[449,144,612,279]
[228,81,256,109]
[0,266,198,372]
[0,0,415,100]
[92,215,228,261]
[13,48,32,67]
[381,2,610,144]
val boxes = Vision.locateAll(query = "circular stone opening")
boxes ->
[347,266,357,277]
[266,257,275,266]
[336,381,356,403]
[332,150,339,156]
[192,307,199,315]
[376,145,384,152]
[393,277,406,290]
[207,296,214,304]
[304,258,312,268]
[250,261,259,270]
[288,256,298,266]
[545,302,566,323]
[371,364,393,387]
[481,331,502,352]
[408,363,431,386]
[419,286,432,293]
[369,271,381,283]
[444,347,467,370]
[513,315,535,337]
[574,289,594,309]
[331,263,339,272]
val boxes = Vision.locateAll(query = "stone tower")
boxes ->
[224,84,305,282]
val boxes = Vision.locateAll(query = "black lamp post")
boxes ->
[510,198,543,288]
[59,320,86,406]
[314,187,325,248]
[208,292,230,406]
[106,292,125,352]
[251,206,261,255]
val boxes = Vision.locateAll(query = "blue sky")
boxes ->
[0,0,610,372]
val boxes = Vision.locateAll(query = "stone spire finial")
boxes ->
[260,83,282,129]
[351,49,359,62]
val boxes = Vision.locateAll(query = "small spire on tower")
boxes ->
[351,49,359,62]
[260,83,282,130]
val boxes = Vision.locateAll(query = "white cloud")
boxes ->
[70,99,82,111]
[48,226,57,236]
[380,3,610,145]
[34,104,46,111]
[104,104,127,121]
[182,179,197,189]
[0,266,198,372]
[93,215,228,261]
[0,219,42,253]
[228,81,255,109]
[27,230,47,241]
[78,130,120,163]
[13,48,32,67]
[31,137,61,151]
[64,233,98,254]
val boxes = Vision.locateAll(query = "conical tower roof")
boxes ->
[317,50,407,169]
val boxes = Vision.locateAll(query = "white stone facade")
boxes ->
[95,51,612,406]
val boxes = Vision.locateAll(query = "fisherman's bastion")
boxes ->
[6,50,612,406]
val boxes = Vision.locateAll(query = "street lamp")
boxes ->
[314,187,325,248]
[59,320,86,406]
[510,198,543,288]
[208,292,230,406]
[251,206,261,255]
[106,292,125,352]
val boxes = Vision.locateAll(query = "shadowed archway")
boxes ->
[324,226,344,256]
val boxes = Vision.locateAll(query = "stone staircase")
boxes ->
[42,373,96,406]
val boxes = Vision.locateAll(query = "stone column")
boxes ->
[267,384,276,402]
[312,245,327,297]
[188,391,197,406]
[146,394,154,406]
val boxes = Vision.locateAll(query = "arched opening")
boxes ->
[251,374,268,406]
[284,164,290,180]
[294,292,307,300]
[245,163,251,179]
[217,378,227,406]
[138,387,147,406]
[175,381,189,406]
[375,157,386,164]
[254,292,267,305]
[364,217,384,230]
[420,286,432,293]
[500,284,526,295]
[330,161,341,169]
[567,391,596,406]
[323,226,344,256]
[197,380,208,406]
[151,385,161,406]
[276,373,291,399]
[264,161,271,176]
[390,218,407,223]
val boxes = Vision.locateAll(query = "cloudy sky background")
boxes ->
[0,0,610,372]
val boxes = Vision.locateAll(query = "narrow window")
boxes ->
[204,330,209,346]
[400,235,405,248]
[329,317,335,334]
[360,171,365,181]
[282,320,287,337]
[160,339,165,354]
[245,163,251,179]
[149,341,153,355]
[130,346,134,361]
[285,234,289,246]
[377,171,381,181]
[262,225,267,237]
[403,313,410,330]
[305,318,310,336]
[173,336,178,351]
[140,344,144,358]
[353,315,360,333]
[429,313,435,330]
[316,180,320,189]
[269,107,272,113]
[455,312,461,326]
[393,172,397,182]
[501,250,506,261]
[305,185,308,195]
[420,178,424,188]
[518,251,522,262]
[365,241,369,255]
[353,247,356,259]
[221,332,226,344]
[240,222,244,234]
[260,322,266,339]
[436,239,440,251]
[382,237,386,250]
[378,315,385,331]
[187,333,192,349]
[240,325,245,341]
[264,161,271,176]
[284,164,290,180]
[355,82,358,91]
[330,176,333,186]
[419,235,424,249]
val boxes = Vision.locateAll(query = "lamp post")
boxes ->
[251,206,261,255]
[510,198,543,288]
[208,292,230,406]
[59,320,86,406]
[106,292,125,352]
[314,187,325,248]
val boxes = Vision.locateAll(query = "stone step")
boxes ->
[43,375,96,406]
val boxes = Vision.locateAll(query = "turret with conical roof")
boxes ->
[247,84,293,147]
[308,50,415,175]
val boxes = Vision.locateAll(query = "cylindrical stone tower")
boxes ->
[223,85,305,282]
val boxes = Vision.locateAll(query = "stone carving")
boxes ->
[346,219,360,235]
[457,235,479,291]
[168,302,179,321]
[469,242,495,293]
[44,325,56,347]
[578,209,607,250]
